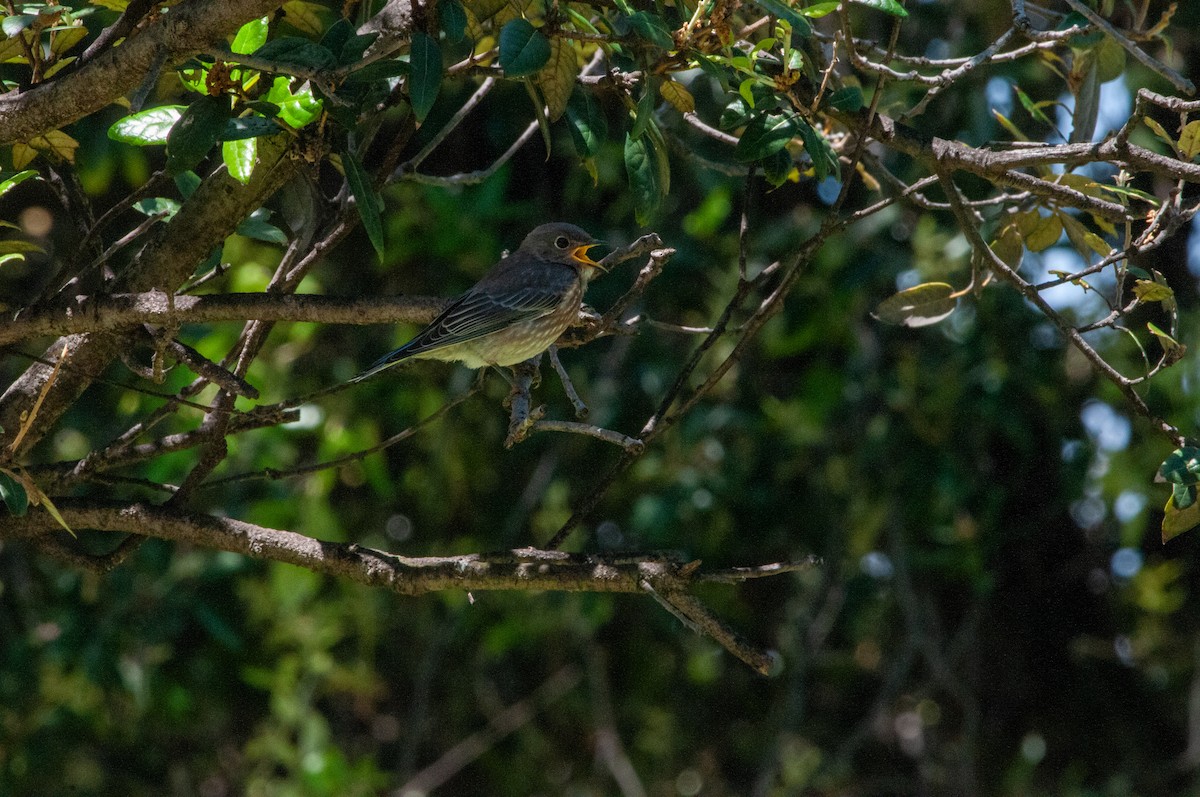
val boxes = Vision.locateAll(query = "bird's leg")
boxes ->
[548,346,588,420]
[504,360,545,448]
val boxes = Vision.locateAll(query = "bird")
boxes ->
[352,222,604,382]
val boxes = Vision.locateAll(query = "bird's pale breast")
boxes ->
[418,279,584,368]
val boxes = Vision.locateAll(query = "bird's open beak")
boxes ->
[572,242,605,271]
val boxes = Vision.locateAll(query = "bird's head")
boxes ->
[521,222,605,275]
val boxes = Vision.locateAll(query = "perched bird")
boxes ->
[352,223,603,382]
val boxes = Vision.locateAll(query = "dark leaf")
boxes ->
[343,151,385,259]
[750,0,812,37]
[408,31,442,121]
[0,471,28,517]
[499,19,551,77]
[166,96,230,174]
[252,37,337,71]
[566,87,606,157]
[734,112,800,162]
[219,116,279,141]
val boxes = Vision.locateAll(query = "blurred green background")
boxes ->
[4,1,1200,795]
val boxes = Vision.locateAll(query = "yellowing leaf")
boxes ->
[1134,279,1175,303]
[1147,322,1185,364]
[1179,120,1200,160]
[1058,212,1110,259]
[873,282,957,327]
[534,36,578,121]
[991,109,1029,142]
[989,222,1023,269]
[659,79,696,114]
[11,143,36,170]
[1056,172,1106,199]
[1015,209,1062,252]
[1163,490,1200,542]
[281,1,333,37]
[1144,117,1176,153]
[50,23,87,55]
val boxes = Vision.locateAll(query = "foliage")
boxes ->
[3,0,1200,795]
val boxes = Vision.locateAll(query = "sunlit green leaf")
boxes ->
[223,138,256,185]
[231,16,269,55]
[108,106,185,146]
[850,0,908,17]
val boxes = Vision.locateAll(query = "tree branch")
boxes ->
[6,502,814,673]
[0,0,288,146]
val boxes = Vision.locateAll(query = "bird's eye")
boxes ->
[555,236,570,249]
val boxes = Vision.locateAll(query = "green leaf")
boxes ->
[266,76,323,128]
[223,138,257,184]
[873,282,957,327]
[236,209,288,244]
[252,37,337,70]
[231,16,270,55]
[408,31,442,121]
[828,86,863,112]
[750,0,812,37]
[219,116,279,141]
[1,15,35,38]
[343,152,385,259]
[627,11,676,49]
[1013,84,1053,127]
[850,0,909,17]
[166,96,230,174]
[1159,447,1200,486]
[0,169,38,199]
[108,106,186,146]
[319,17,354,57]
[132,197,181,218]
[499,19,551,77]
[719,97,751,130]
[339,32,380,65]
[0,471,28,517]
[735,112,800,162]
[440,0,468,43]
[344,59,409,84]
[761,147,793,188]
[624,132,666,224]
[175,171,201,198]
[802,1,840,17]
[566,87,606,158]
[796,120,838,181]
[630,82,656,141]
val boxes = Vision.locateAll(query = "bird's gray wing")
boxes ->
[401,283,566,355]
[351,282,569,381]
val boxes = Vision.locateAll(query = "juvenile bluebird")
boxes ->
[352,223,603,381]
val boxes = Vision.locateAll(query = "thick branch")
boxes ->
[0,135,300,457]
[0,0,287,146]
[1,293,449,346]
